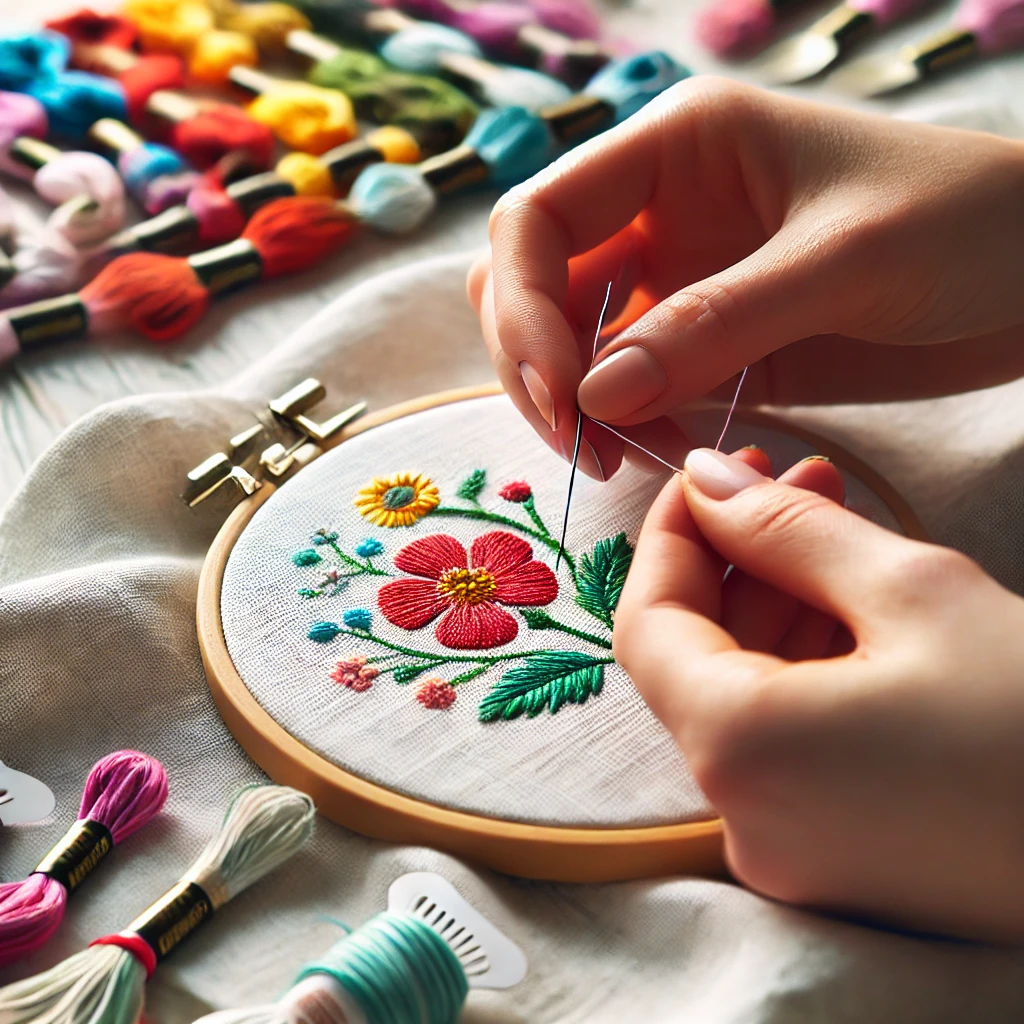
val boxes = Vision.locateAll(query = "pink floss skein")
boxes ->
[0,750,169,966]
[0,91,48,179]
[35,153,128,246]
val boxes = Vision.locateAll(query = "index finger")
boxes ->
[487,114,662,445]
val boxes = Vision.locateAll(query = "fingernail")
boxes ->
[741,444,763,451]
[578,346,668,421]
[799,454,831,464]
[581,440,606,482]
[684,448,766,499]
[519,361,556,431]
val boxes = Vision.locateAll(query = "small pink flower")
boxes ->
[329,655,378,692]
[498,480,532,503]
[416,679,457,710]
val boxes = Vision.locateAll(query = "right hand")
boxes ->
[470,78,1024,480]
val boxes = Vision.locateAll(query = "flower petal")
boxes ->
[379,579,445,630]
[493,560,558,606]
[470,531,533,581]
[393,534,467,579]
[435,601,518,650]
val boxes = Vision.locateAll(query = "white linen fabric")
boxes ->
[220,394,901,829]
[4,253,1024,1023]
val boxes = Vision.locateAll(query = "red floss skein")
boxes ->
[0,750,168,967]
[119,54,188,123]
[169,106,276,171]
[79,196,356,342]
[44,9,138,49]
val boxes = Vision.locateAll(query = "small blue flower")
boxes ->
[308,621,341,643]
[343,608,373,631]
[292,549,322,567]
[355,538,384,558]
[312,530,338,546]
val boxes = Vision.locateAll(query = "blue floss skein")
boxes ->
[26,70,127,140]
[120,143,187,193]
[585,51,689,124]
[379,21,483,74]
[0,31,69,91]
[348,162,438,234]
[464,105,552,187]
[295,911,468,1024]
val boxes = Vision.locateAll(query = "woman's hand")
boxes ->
[615,449,1024,942]
[470,77,1024,480]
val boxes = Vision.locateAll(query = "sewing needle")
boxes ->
[555,280,614,571]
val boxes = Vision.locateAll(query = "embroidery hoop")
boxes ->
[197,382,926,883]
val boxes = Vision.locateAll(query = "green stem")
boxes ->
[330,628,596,667]
[522,495,551,539]
[540,618,613,649]
[431,506,576,577]
[330,541,390,577]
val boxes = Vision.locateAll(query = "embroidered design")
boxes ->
[329,655,378,691]
[296,467,632,720]
[292,549,322,567]
[416,678,457,709]
[355,473,440,527]
[378,531,558,650]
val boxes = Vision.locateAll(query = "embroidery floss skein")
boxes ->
[0,32,202,212]
[0,195,357,355]
[288,0,575,108]
[387,0,611,86]
[1,131,127,246]
[694,0,808,57]
[45,27,276,170]
[392,0,602,39]
[191,872,527,1024]
[0,785,316,1024]
[0,750,169,967]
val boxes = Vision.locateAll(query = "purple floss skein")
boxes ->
[526,0,601,39]
[0,91,49,178]
[0,750,169,966]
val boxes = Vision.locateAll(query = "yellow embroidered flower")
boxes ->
[354,472,440,527]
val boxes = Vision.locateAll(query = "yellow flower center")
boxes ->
[437,567,497,606]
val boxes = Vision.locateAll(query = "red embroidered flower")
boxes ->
[329,655,378,692]
[416,679,457,710]
[498,480,532,503]
[378,531,558,649]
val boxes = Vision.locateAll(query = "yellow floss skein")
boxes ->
[247,84,356,155]
[217,0,311,53]
[189,28,258,83]
[124,0,212,52]
[366,126,422,165]
[276,153,334,196]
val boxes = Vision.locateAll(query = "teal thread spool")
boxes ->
[294,912,469,1023]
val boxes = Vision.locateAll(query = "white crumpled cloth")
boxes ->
[4,253,1024,1023]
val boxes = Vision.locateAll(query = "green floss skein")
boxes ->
[296,912,469,1024]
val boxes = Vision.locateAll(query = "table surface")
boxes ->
[1,0,1022,504]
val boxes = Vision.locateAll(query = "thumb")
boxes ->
[576,226,840,425]
[680,448,920,628]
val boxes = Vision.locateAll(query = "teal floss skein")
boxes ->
[0,31,69,90]
[27,71,128,139]
[348,163,437,234]
[380,22,483,74]
[585,51,690,124]
[294,912,468,1024]
[465,106,552,187]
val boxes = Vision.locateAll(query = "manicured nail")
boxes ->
[577,346,668,421]
[519,361,556,431]
[684,448,766,499]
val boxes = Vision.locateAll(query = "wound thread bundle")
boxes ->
[0,785,316,1024]
[0,751,168,967]
[289,0,575,109]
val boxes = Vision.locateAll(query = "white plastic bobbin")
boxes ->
[0,760,56,825]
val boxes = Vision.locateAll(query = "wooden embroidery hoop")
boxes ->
[198,381,927,884]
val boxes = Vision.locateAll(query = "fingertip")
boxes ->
[730,445,773,478]
[466,251,491,312]
[779,455,845,505]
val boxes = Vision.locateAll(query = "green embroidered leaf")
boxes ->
[394,662,437,684]
[478,652,606,722]
[456,468,487,502]
[449,665,489,684]
[519,607,556,630]
[574,533,633,628]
